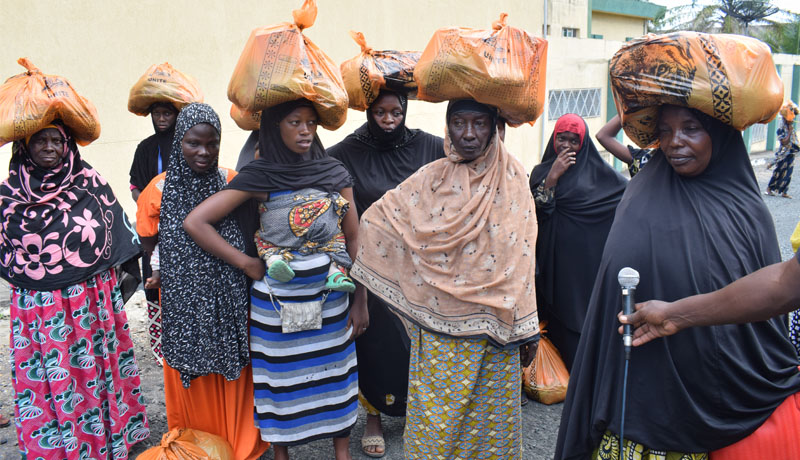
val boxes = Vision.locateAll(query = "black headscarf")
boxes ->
[327,91,444,416]
[235,130,260,171]
[528,116,627,369]
[327,91,444,216]
[159,103,250,387]
[227,99,352,194]
[129,102,178,190]
[555,111,800,459]
[0,121,140,291]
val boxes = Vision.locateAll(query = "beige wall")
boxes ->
[549,0,589,37]
[1,0,561,217]
[591,12,646,42]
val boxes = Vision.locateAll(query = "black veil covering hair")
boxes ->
[554,114,800,459]
[227,99,352,194]
[528,117,627,369]
[327,91,443,416]
[159,103,251,387]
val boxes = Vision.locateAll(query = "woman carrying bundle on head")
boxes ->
[141,102,268,460]
[351,99,540,460]
[184,98,368,460]
[327,89,443,458]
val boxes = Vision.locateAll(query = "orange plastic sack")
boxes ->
[0,58,100,147]
[610,32,783,148]
[128,62,204,116]
[522,327,569,405]
[340,31,420,111]
[414,13,548,126]
[230,104,261,131]
[227,0,347,130]
[136,428,234,460]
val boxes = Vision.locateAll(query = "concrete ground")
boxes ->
[0,149,797,460]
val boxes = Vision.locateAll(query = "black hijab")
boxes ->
[529,116,627,342]
[129,102,177,190]
[159,103,250,387]
[327,90,444,216]
[365,90,409,146]
[555,111,800,459]
[227,99,352,194]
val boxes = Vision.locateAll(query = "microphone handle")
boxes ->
[622,287,634,360]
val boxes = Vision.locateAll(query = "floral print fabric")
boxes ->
[10,268,149,459]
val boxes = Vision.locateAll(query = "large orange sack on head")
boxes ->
[340,31,420,111]
[610,32,783,148]
[414,13,548,125]
[227,0,347,130]
[230,104,261,131]
[136,428,234,460]
[523,328,569,405]
[128,62,204,116]
[0,58,100,147]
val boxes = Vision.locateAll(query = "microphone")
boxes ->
[618,267,640,360]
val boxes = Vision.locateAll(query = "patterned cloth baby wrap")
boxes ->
[256,188,353,269]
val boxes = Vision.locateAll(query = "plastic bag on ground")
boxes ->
[128,62,204,116]
[610,32,783,148]
[340,31,420,111]
[227,0,347,130]
[136,428,234,460]
[523,325,569,405]
[230,103,261,131]
[0,58,100,147]
[413,13,548,126]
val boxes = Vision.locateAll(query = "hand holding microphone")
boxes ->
[617,267,640,360]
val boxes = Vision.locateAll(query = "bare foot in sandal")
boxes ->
[782,193,792,199]
[361,413,385,458]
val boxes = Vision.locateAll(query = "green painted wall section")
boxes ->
[766,64,781,152]
[592,0,665,19]
[793,65,800,104]
[743,126,752,154]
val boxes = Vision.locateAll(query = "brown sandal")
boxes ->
[0,414,11,427]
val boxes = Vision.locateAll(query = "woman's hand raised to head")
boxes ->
[544,145,576,189]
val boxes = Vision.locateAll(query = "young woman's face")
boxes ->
[182,123,220,173]
[370,93,404,132]
[28,128,65,169]
[554,131,581,154]
[657,106,713,177]
[448,111,493,161]
[279,107,318,155]
[151,105,178,133]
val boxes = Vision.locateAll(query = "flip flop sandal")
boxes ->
[325,272,356,293]
[267,259,295,282]
[361,435,386,458]
[782,193,793,199]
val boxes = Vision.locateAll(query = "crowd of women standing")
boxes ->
[2,39,800,460]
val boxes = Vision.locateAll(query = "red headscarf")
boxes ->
[554,113,586,145]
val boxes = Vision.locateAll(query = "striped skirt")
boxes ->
[250,253,358,446]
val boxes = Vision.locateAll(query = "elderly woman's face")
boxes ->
[658,106,712,177]
[28,128,65,169]
[370,93,404,132]
[448,111,492,161]
[182,123,220,173]
[279,106,317,155]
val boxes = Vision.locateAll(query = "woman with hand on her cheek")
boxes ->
[529,113,627,370]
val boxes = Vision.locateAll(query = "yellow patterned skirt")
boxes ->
[403,325,522,459]
[593,431,708,460]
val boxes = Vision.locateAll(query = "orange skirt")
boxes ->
[710,392,800,460]
[163,361,269,460]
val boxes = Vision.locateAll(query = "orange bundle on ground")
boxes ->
[523,326,569,405]
[227,0,347,130]
[340,31,420,111]
[128,62,204,116]
[414,13,548,125]
[136,428,234,460]
[230,104,261,131]
[0,58,100,147]
[610,32,783,148]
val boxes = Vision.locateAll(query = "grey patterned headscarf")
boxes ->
[159,103,250,387]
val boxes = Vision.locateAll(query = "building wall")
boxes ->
[549,0,590,37]
[591,12,646,42]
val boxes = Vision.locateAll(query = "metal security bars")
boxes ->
[751,123,767,143]
[548,88,602,120]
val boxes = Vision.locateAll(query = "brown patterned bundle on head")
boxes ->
[610,32,783,148]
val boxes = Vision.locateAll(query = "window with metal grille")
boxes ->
[548,88,602,120]
[562,27,578,37]
[751,123,767,143]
